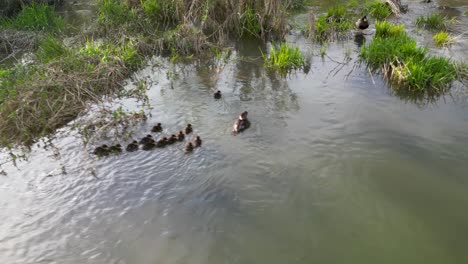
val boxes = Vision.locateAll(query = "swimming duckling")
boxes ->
[109,144,123,153]
[142,141,156,150]
[185,124,193,134]
[151,123,162,133]
[126,141,139,152]
[177,131,185,141]
[194,136,202,147]
[355,16,369,30]
[156,137,168,148]
[139,134,153,145]
[214,90,222,99]
[167,134,178,144]
[185,142,194,152]
[232,111,250,134]
[93,144,110,156]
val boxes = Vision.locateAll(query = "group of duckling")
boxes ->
[93,123,202,157]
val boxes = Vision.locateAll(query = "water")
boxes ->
[1,1,468,263]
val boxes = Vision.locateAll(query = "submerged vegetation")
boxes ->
[415,13,453,31]
[263,43,305,73]
[361,21,460,95]
[433,31,454,48]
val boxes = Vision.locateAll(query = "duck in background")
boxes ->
[214,90,222,99]
[185,124,193,134]
[151,123,162,132]
[355,16,369,30]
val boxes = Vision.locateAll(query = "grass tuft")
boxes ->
[415,13,453,31]
[433,31,454,48]
[361,21,460,95]
[313,5,354,42]
[0,3,64,31]
[263,43,305,73]
[365,0,392,21]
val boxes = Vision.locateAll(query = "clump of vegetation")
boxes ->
[0,3,64,31]
[433,31,454,48]
[365,0,392,20]
[262,43,305,73]
[313,5,354,42]
[415,13,453,31]
[361,21,460,94]
[0,36,144,147]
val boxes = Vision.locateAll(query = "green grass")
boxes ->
[142,0,177,23]
[365,0,392,20]
[433,31,454,48]
[415,13,452,31]
[314,5,354,42]
[263,43,305,73]
[361,21,458,94]
[36,35,69,63]
[0,3,64,31]
[97,0,136,26]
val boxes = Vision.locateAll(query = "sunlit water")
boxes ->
[1,1,468,263]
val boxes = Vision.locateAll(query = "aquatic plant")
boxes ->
[320,44,326,57]
[97,0,136,27]
[313,5,354,42]
[365,0,392,21]
[263,42,305,73]
[415,13,453,31]
[361,21,459,94]
[433,31,454,48]
[36,35,68,63]
[0,3,64,31]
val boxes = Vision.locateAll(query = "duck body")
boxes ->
[156,137,168,148]
[167,135,178,145]
[151,123,162,133]
[177,131,185,141]
[93,144,110,156]
[109,144,123,153]
[142,141,156,150]
[139,135,153,145]
[185,142,194,152]
[356,16,369,30]
[185,124,193,134]
[126,141,139,152]
[194,136,202,147]
[214,90,222,99]
[232,111,250,134]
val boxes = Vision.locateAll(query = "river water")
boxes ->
[1,1,468,263]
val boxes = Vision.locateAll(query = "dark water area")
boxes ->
[1,1,468,263]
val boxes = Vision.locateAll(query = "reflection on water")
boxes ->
[1,1,468,264]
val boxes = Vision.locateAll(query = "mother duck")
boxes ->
[232,111,250,135]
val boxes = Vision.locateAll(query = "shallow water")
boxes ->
[1,1,468,264]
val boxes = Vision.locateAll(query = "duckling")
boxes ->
[177,131,185,141]
[355,16,369,30]
[126,141,139,152]
[184,124,193,134]
[185,142,194,152]
[93,144,110,156]
[142,141,156,150]
[109,144,123,153]
[214,90,222,99]
[151,123,162,133]
[139,134,153,145]
[194,136,202,147]
[167,134,178,145]
[232,111,250,134]
[156,137,168,148]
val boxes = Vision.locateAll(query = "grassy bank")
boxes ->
[0,0,304,148]
[360,21,461,95]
